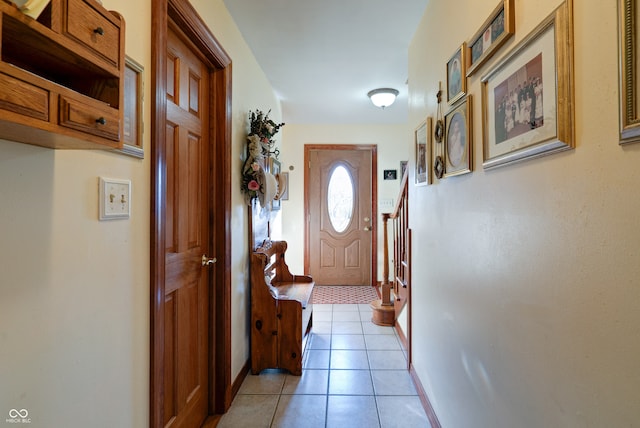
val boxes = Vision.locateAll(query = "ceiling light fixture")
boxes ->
[367,88,399,109]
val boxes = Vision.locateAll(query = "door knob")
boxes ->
[202,254,217,266]
[363,226,371,231]
[364,217,370,222]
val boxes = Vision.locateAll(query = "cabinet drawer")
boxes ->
[64,0,121,67]
[0,73,49,121]
[59,95,120,141]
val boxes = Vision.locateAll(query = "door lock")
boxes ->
[202,254,217,266]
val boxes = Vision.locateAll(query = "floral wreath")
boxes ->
[241,110,285,205]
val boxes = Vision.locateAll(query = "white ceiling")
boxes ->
[223,0,428,124]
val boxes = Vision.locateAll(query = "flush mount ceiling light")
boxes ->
[367,88,399,109]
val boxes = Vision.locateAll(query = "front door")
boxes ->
[306,145,377,286]
[163,25,210,428]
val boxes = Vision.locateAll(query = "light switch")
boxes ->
[99,177,131,220]
[379,198,394,210]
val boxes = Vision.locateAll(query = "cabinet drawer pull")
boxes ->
[94,27,105,36]
[96,117,107,125]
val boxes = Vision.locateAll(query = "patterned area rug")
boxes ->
[311,285,380,304]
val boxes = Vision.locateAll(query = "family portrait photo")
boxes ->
[414,118,431,185]
[481,5,573,170]
[447,112,466,167]
[466,0,515,77]
[493,53,543,145]
[447,45,466,103]
[444,96,471,177]
[471,7,506,64]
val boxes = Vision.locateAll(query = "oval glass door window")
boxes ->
[327,165,354,233]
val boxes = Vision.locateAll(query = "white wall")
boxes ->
[0,1,279,426]
[279,123,411,282]
[190,0,283,385]
[409,0,640,426]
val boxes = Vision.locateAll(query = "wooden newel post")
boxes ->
[371,212,395,326]
[381,213,392,307]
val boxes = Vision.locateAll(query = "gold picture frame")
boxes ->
[481,1,574,170]
[446,44,467,104]
[466,0,515,77]
[618,0,640,144]
[117,56,144,158]
[444,96,472,177]
[415,117,432,186]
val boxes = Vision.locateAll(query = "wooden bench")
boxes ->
[251,240,314,376]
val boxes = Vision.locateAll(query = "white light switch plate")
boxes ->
[379,198,394,210]
[99,177,131,220]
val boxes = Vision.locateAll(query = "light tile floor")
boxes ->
[218,303,431,428]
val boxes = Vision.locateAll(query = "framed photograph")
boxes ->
[117,56,144,158]
[618,0,640,144]
[384,170,397,180]
[444,95,472,177]
[481,2,574,170]
[466,0,515,77]
[415,117,432,186]
[446,44,467,104]
[269,158,282,210]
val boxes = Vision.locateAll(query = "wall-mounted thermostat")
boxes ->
[99,177,131,220]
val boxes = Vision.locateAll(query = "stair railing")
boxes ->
[389,168,410,317]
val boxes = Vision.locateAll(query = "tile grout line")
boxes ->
[223,302,430,427]
[363,304,384,428]
[324,306,333,428]
[278,304,402,426]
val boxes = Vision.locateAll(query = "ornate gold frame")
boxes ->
[619,0,640,144]
[446,44,467,104]
[481,1,574,170]
[466,0,515,77]
[415,117,432,186]
[444,95,472,177]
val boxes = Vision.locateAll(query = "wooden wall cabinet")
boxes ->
[0,0,125,149]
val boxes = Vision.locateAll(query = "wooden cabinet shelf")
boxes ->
[0,0,125,149]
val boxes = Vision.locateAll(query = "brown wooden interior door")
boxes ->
[308,147,374,286]
[163,25,211,428]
